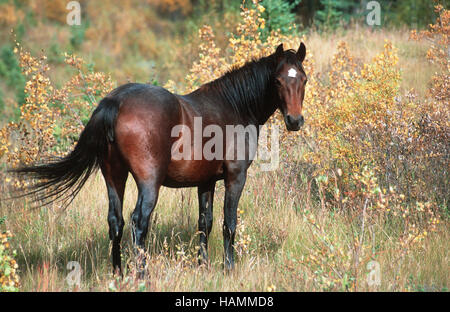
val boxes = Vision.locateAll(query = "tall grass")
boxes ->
[1,145,448,291]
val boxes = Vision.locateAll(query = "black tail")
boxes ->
[8,97,120,207]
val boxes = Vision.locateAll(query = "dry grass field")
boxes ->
[2,141,448,291]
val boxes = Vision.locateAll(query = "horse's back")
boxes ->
[109,83,179,111]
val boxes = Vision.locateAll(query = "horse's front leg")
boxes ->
[223,169,247,271]
[198,181,216,264]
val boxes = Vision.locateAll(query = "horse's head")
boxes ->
[273,43,307,131]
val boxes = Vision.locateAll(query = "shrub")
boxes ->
[0,43,114,173]
[0,45,26,106]
[0,88,4,114]
[389,0,440,28]
[314,0,357,31]
[0,221,20,292]
[147,0,193,17]
[258,0,301,40]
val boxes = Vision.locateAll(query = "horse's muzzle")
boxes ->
[285,114,304,131]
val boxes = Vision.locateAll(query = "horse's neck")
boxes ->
[190,87,277,127]
[187,58,279,126]
[259,98,279,126]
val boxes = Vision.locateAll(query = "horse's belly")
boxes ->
[164,159,224,187]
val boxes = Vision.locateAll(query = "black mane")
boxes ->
[196,49,302,124]
[205,55,276,123]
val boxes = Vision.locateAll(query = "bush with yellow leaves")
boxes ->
[166,0,307,94]
[0,43,114,171]
[302,6,448,208]
[292,6,448,290]
[0,229,20,292]
[410,4,449,103]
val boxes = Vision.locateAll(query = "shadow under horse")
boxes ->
[10,42,308,275]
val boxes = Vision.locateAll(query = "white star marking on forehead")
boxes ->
[287,68,297,78]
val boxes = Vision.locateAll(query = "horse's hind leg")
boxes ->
[129,170,163,277]
[131,180,160,249]
[101,146,128,275]
[113,107,170,276]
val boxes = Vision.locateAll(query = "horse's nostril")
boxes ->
[286,114,302,126]
[286,115,295,124]
[298,115,304,127]
[285,114,304,131]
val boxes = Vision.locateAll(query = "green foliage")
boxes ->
[312,0,445,30]
[385,0,443,28]
[259,0,301,40]
[0,87,4,113]
[70,23,89,49]
[0,45,26,106]
[151,78,159,86]
[315,0,357,30]
[47,42,64,64]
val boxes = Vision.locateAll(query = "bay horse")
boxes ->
[11,43,307,274]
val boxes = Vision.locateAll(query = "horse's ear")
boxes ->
[275,43,284,56]
[297,42,306,63]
